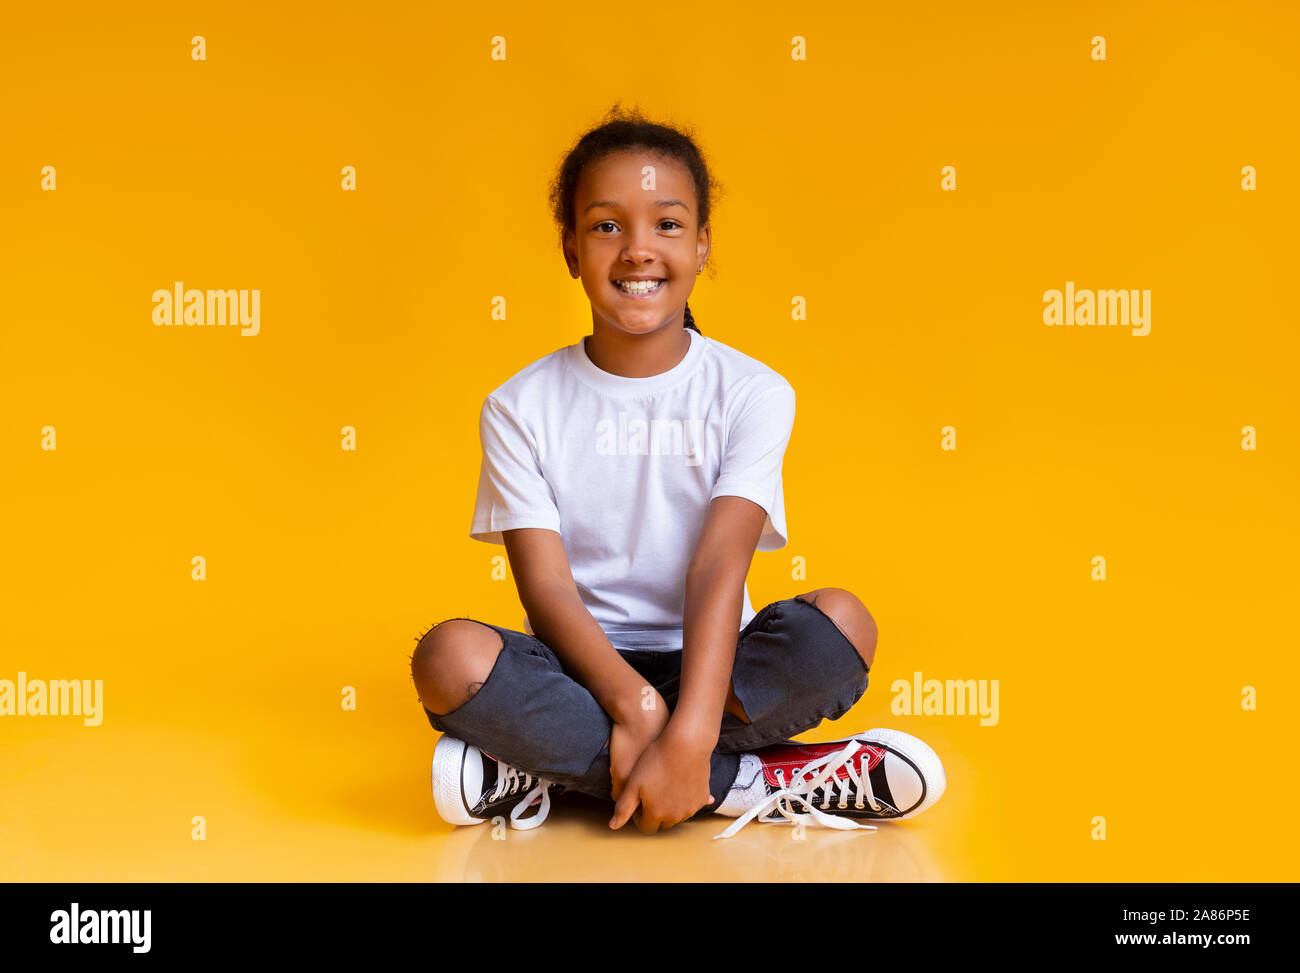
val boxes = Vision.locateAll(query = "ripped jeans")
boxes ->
[421,596,870,815]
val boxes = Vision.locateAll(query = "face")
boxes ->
[565,150,710,337]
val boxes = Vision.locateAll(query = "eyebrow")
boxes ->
[583,198,691,214]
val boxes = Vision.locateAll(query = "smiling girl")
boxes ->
[411,105,946,838]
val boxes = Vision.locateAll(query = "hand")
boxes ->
[609,688,670,804]
[609,720,715,834]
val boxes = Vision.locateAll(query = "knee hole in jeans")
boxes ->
[410,617,504,716]
[795,589,878,669]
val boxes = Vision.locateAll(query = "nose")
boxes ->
[620,226,659,265]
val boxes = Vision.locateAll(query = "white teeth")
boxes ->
[615,279,664,294]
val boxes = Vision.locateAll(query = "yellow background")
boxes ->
[2,0,1296,881]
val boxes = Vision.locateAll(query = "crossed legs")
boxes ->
[410,587,877,722]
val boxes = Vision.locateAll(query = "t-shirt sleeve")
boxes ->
[708,378,796,551]
[469,395,562,545]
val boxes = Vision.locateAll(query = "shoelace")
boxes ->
[488,761,553,831]
[713,740,882,840]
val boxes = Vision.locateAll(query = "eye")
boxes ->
[592,219,683,233]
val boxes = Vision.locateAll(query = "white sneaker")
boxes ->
[713,728,946,839]
[431,735,560,831]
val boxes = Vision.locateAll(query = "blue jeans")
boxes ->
[421,597,870,815]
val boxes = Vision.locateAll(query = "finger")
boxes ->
[610,783,640,830]
[636,807,661,835]
[609,746,623,800]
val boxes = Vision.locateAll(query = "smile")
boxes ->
[613,279,666,298]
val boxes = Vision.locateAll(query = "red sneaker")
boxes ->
[713,728,946,839]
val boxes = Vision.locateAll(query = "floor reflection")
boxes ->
[427,792,946,882]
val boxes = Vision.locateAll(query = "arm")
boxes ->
[670,494,769,750]
[503,527,670,798]
[609,494,769,833]
[502,527,650,725]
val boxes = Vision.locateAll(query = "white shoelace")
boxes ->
[713,740,882,840]
[489,763,553,831]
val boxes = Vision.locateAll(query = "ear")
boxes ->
[562,229,579,278]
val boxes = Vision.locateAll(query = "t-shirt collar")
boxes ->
[567,327,705,396]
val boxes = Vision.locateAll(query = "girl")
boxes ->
[411,106,945,839]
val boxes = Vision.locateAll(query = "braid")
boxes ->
[684,302,702,334]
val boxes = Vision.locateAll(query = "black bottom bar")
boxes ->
[2,882,1283,959]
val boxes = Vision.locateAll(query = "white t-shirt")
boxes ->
[470,327,796,652]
